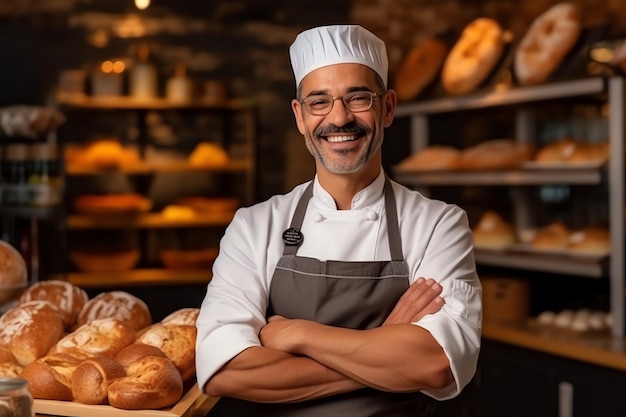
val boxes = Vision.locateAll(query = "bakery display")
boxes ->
[395,145,462,172]
[18,280,88,330]
[472,211,516,250]
[567,227,610,257]
[188,142,229,166]
[459,139,534,170]
[73,193,153,214]
[65,139,140,169]
[0,240,28,308]
[442,17,505,95]
[530,221,571,252]
[394,38,448,101]
[514,2,582,86]
[533,138,609,164]
[162,307,200,327]
[75,291,152,332]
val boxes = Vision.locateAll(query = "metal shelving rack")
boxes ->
[392,76,626,338]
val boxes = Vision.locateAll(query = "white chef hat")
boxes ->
[289,25,388,88]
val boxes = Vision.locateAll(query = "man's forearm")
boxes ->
[204,345,364,402]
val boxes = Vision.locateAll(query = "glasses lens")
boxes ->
[343,91,374,112]
[303,95,333,115]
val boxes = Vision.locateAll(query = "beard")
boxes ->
[304,121,382,174]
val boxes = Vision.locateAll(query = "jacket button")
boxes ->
[366,210,379,221]
[313,213,325,223]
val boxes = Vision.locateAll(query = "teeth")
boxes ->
[326,135,357,143]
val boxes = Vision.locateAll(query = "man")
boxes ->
[196,24,482,416]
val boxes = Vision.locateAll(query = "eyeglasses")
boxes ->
[299,90,387,116]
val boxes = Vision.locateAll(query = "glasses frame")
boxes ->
[299,90,388,116]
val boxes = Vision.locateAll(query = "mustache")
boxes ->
[314,122,370,137]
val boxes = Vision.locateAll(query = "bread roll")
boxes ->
[472,211,516,250]
[0,240,28,307]
[71,355,126,405]
[76,291,152,332]
[108,355,183,410]
[534,138,578,163]
[50,317,136,359]
[567,227,610,256]
[395,146,462,172]
[136,323,196,381]
[460,139,534,170]
[0,300,64,366]
[162,308,200,327]
[531,222,571,251]
[18,280,88,330]
[115,343,167,367]
[188,142,229,166]
[0,345,23,378]
[19,352,82,400]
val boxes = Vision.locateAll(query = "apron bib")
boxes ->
[211,178,435,417]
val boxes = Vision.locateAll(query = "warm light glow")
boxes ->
[113,61,126,73]
[135,0,150,10]
[101,60,114,73]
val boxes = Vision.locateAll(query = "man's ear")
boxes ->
[382,89,397,128]
[291,98,306,135]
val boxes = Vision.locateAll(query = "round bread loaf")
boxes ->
[514,2,581,86]
[0,240,28,307]
[472,211,516,250]
[76,291,152,331]
[0,345,23,378]
[50,317,136,359]
[161,308,200,327]
[442,17,504,95]
[394,38,448,101]
[108,355,183,410]
[567,227,610,256]
[534,138,578,163]
[18,280,88,330]
[71,355,126,405]
[19,352,83,401]
[136,323,196,381]
[531,222,571,251]
[0,300,64,366]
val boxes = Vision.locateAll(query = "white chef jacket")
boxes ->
[196,169,482,400]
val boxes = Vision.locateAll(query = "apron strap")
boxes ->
[384,177,404,261]
[283,181,314,255]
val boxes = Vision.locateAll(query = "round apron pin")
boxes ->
[283,227,303,246]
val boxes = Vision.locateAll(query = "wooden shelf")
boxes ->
[53,269,213,288]
[482,321,626,371]
[67,212,235,229]
[56,95,257,111]
[66,159,252,175]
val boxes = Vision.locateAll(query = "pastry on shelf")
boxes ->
[161,204,197,220]
[472,211,516,250]
[73,193,152,214]
[459,139,534,170]
[69,248,140,273]
[534,138,609,165]
[174,196,240,215]
[395,145,462,172]
[567,227,610,257]
[159,247,219,270]
[188,142,229,167]
[65,138,140,169]
[0,240,28,308]
[530,221,571,252]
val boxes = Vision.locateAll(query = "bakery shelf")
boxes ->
[67,212,235,229]
[66,158,252,175]
[395,77,606,116]
[482,321,626,372]
[392,165,605,186]
[474,248,607,278]
[53,268,213,288]
[57,95,256,111]
[0,205,61,219]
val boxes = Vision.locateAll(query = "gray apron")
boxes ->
[209,178,435,417]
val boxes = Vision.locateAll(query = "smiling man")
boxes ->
[196,25,482,417]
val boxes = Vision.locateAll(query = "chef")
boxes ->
[196,24,482,416]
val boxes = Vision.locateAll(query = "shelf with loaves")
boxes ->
[0,280,212,415]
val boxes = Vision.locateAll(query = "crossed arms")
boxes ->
[204,277,452,403]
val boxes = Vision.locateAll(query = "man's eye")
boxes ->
[309,98,330,107]
[347,94,369,103]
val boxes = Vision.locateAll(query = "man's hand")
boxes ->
[383,277,444,326]
[0,106,66,138]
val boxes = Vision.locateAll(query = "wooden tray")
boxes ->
[34,383,216,417]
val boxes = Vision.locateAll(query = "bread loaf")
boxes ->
[531,222,571,251]
[71,355,126,405]
[0,300,64,366]
[76,291,152,331]
[108,355,183,410]
[50,317,136,359]
[472,211,516,250]
[460,139,533,170]
[115,343,167,367]
[18,280,88,330]
[394,38,448,101]
[395,146,462,172]
[567,227,610,256]
[19,352,82,400]
[0,240,28,307]
[136,323,196,381]
[162,307,200,327]
[0,345,23,377]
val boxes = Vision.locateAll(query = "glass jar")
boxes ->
[0,377,34,417]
